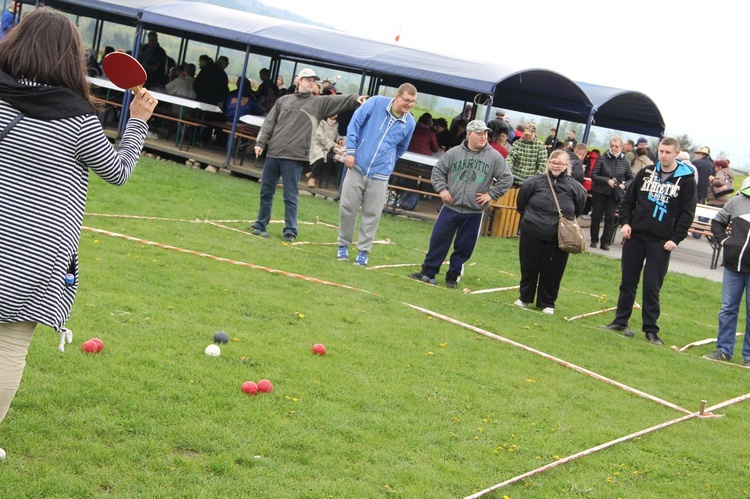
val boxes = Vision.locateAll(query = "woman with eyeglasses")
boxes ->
[590,136,634,250]
[515,150,587,315]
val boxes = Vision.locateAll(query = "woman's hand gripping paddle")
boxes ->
[101,52,147,93]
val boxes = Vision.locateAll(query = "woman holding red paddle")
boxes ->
[0,7,158,460]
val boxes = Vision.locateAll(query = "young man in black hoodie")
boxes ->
[601,137,697,345]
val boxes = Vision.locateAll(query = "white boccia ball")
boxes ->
[0,448,6,461]
[204,344,221,357]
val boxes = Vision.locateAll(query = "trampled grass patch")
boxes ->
[1,157,748,498]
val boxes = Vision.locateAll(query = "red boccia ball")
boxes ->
[89,338,104,352]
[312,343,326,355]
[81,340,99,353]
[241,381,259,395]
[257,379,273,393]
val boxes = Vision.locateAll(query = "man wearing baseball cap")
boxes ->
[506,122,547,181]
[692,146,714,204]
[408,120,512,288]
[251,68,368,242]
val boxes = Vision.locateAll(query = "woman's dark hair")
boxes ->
[0,7,96,108]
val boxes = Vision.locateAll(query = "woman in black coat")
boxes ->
[590,136,633,250]
[515,150,587,314]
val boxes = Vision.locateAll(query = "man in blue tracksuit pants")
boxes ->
[337,83,417,266]
[409,120,513,288]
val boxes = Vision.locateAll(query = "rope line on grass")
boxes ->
[84,213,332,226]
[82,226,374,294]
[404,303,692,414]
[463,392,750,498]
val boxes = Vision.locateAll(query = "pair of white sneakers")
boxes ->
[514,299,554,315]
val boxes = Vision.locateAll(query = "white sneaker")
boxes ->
[542,307,555,315]
[514,299,529,308]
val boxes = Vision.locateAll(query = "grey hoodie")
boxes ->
[431,140,513,214]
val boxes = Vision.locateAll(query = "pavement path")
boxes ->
[580,217,722,283]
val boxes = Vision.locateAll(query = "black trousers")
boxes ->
[518,230,570,309]
[614,237,671,333]
[590,192,617,245]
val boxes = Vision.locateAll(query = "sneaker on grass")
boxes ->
[251,228,270,238]
[283,234,295,243]
[601,322,626,331]
[337,246,349,261]
[514,299,529,308]
[446,279,458,289]
[354,251,368,266]
[645,332,664,345]
[408,272,425,281]
[542,307,554,315]
[703,350,731,361]
[420,275,437,285]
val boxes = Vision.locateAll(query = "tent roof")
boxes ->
[576,82,665,137]
[33,0,172,26]
[139,3,595,118]
[34,0,665,136]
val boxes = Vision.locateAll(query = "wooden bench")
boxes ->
[385,170,440,216]
[150,110,207,150]
[93,96,207,150]
[222,126,259,165]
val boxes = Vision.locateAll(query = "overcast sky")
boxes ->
[273,0,748,167]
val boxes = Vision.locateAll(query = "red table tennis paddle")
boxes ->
[101,51,147,93]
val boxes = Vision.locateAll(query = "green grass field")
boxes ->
[0,156,748,498]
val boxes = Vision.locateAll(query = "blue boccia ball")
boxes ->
[213,331,229,344]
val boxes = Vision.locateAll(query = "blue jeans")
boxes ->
[252,157,303,237]
[717,267,750,361]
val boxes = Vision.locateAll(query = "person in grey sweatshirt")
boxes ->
[408,120,512,288]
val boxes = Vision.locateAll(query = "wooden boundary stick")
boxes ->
[82,226,374,295]
[566,302,641,322]
[464,392,750,498]
[405,303,691,413]
[675,333,745,352]
[463,285,520,295]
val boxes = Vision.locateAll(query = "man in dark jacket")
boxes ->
[566,142,587,185]
[138,31,167,89]
[193,54,229,147]
[251,68,366,242]
[602,137,697,345]
[692,145,714,204]
[589,136,633,250]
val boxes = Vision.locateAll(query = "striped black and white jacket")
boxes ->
[0,91,147,334]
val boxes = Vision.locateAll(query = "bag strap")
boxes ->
[545,172,564,216]
[0,113,24,143]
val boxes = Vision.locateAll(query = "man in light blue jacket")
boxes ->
[337,83,417,266]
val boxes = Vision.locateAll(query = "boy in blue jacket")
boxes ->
[337,83,417,266]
